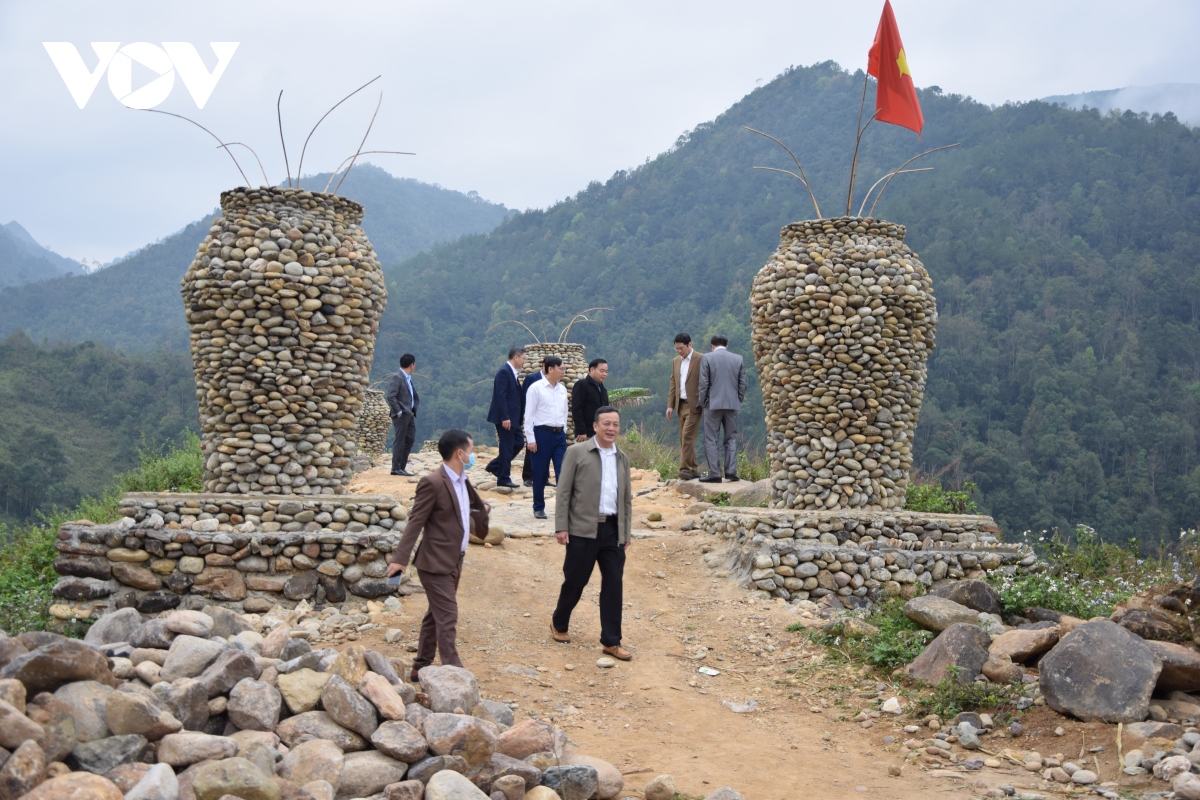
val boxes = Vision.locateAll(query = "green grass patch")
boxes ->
[617,425,678,482]
[793,599,934,673]
[908,676,1019,719]
[903,480,979,514]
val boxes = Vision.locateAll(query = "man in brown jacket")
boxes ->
[551,406,634,660]
[666,332,703,480]
[387,428,488,680]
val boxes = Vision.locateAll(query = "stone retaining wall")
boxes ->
[700,507,1037,602]
[117,492,407,533]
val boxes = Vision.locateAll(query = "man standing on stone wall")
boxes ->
[697,335,747,483]
[666,333,703,480]
[485,347,525,488]
[524,356,569,520]
[572,358,610,442]
[387,429,488,679]
[387,353,419,476]
[551,406,633,660]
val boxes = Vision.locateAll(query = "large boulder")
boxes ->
[197,647,261,698]
[84,608,143,645]
[419,665,480,714]
[338,750,408,798]
[566,754,623,800]
[989,625,1060,663]
[0,640,118,693]
[1039,619,1162,723]
[158,636,224,683]
[278,669,330,714]
[495,719,565,760]
[359,672,408,720]
[191,756,280,800]
[124,762,178,800]
[320,674,379,739]
[0,739,46,798]
[1122,721,1186,750]
[156,732,239,767]
[423,713,498,770]
[55,681,114,743]
[19,771,124,799]
[228,679,282,731]
[0,697,45,749]
[541,765,599,800]
[370,720,429,763]
[276,711,366,752]
[104,685,182,741]
[26,691,77,763]
[1116,608,1189,642]
[471,753,542,794]
[931,580,1003,616]
[905,622,991,685]
[1148,641,1200,692]
[277,738,345,789]
[424,769,490,800]
[67,733,150,774]
[903,595,979,633]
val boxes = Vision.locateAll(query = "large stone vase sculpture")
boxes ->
[750,216,936,511]
[181,187,388,495]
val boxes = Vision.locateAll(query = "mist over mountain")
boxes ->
[1043,83,1200,127]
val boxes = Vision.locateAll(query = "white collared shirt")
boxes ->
[524,378,568,442]
[442,463,470,553]
[509,362,520,381]
[679,351,693,400]
[598,443,618,516]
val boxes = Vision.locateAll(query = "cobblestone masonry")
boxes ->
[354,388,391,457]
[518,342,588,439]
[700,507,1038,602]
[751,216,936,511]
[181,187,387,496]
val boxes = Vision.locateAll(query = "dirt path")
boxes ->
[343,450,1118,800]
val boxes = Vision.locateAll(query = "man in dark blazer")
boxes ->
[387,429,488,679]
[386,353,419,476]
[571,358,610,442]
[486,347,525,488]
[519,365,545,486]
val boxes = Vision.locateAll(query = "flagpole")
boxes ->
[846,70,870,217]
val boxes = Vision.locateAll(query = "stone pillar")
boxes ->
[518,342,587,439]
[750,216,937,511]
[181,187,388,495]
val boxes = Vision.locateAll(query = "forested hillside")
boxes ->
[0,166,510,350]
[375,62,1200,548]
[0,333,195,525]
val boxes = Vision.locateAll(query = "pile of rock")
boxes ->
[181,187,388,496]
[749,216,937,511]
[51,517,408,622]
[354,391,392,458]
[0,603,743,800]
[518,344,587,440]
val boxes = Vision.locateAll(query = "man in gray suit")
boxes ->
[697,335,747,483]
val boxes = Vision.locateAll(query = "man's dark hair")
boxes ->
[399,353,416,369]
[588,358,607,371]
[674,333,691,345]
[437,429,472,461]
[710,335,728,347]
[543,355,563,370]
[507,346,526,361]
[594,405,620,424]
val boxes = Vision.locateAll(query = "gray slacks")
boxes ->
[703,408,739,478]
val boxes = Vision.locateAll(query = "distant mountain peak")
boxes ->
[0,221,80,290]
[1042,83,1200,126]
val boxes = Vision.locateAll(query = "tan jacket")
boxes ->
[554,438,633,544]
[390,467,489,574]
[668,350,702,413]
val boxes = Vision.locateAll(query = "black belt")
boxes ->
[598,513,618,524]
[535,425,564,434]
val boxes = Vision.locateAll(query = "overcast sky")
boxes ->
[1,0,1197,263]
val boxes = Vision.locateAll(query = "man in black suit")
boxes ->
[572,358,610,442]
[485,347,525,488]
[520,364,546,487]
[387,353,419,476]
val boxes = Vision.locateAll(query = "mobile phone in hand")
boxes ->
[387,573,402,586]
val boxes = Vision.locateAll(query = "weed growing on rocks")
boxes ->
[908,676,1019,719]
[793,600,933,672]
[903,480,979,514]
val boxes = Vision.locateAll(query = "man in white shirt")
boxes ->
[551,406,633,661]
[523,356,569,520]
[666,333,703,480]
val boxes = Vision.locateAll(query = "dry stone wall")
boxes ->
[518,342,588,439]
[354,389,391,457]
[181,187,388,496]
[700,507,1036,603]
[751,216,936,511]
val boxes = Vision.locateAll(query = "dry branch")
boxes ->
[223,143,270,186]
[295,75,381,189]
[141,109,250,187]
[277,90,292,188]
[333,91,383,195]
[867,143,960,218]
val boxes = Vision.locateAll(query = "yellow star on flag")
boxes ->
[896,48,911,77]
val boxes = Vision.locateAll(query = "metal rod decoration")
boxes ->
[856,167,933,217]
[141,109,250,187]
[486,319,542,342]
[222,143,270,186]
[525,309,548,344]
[323,151,416,193]
[867,143,960,218]
[742,126,821,219]
[295,75,382,189]
[333,91,384,195]
[559,308,612,343]
[277,90,292,189]
[846,109,879,215]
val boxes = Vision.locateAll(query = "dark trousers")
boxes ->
[390,413,416,473]
[530,426,567,513]
[486,424,519,484]
[553,517,625,646]
[414,558,463,669]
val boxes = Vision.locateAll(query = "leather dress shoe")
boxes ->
[724,474,741,482]
[497,479,520,488]
[551,623,570,643]
[534,510,547,519]
[523,480,533,487]
[409,668,421,682]
[602,644,633,661]
[678,470,700,481]
[698,475,722,483]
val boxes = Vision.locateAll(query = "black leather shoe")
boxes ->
[678,471,700,481]
[725,474,741,482]
[523,480,533,487]
[699,475,722,483]
[497,479,520,488]
[534,510,547,519]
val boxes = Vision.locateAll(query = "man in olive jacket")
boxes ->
[387,429,488,679]
[550,405,634,660]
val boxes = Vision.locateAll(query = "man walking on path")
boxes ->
[387,429,489,680]
[697,335,747,483]
[551,406,633,661]
[524,356,568,520]
[519,363,547,486]
[666,333,703,480]
[386,353,419,476]
[486,347,525,488]
[572,358,610,442]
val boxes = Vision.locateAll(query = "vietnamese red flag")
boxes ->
[867,0,924,136]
